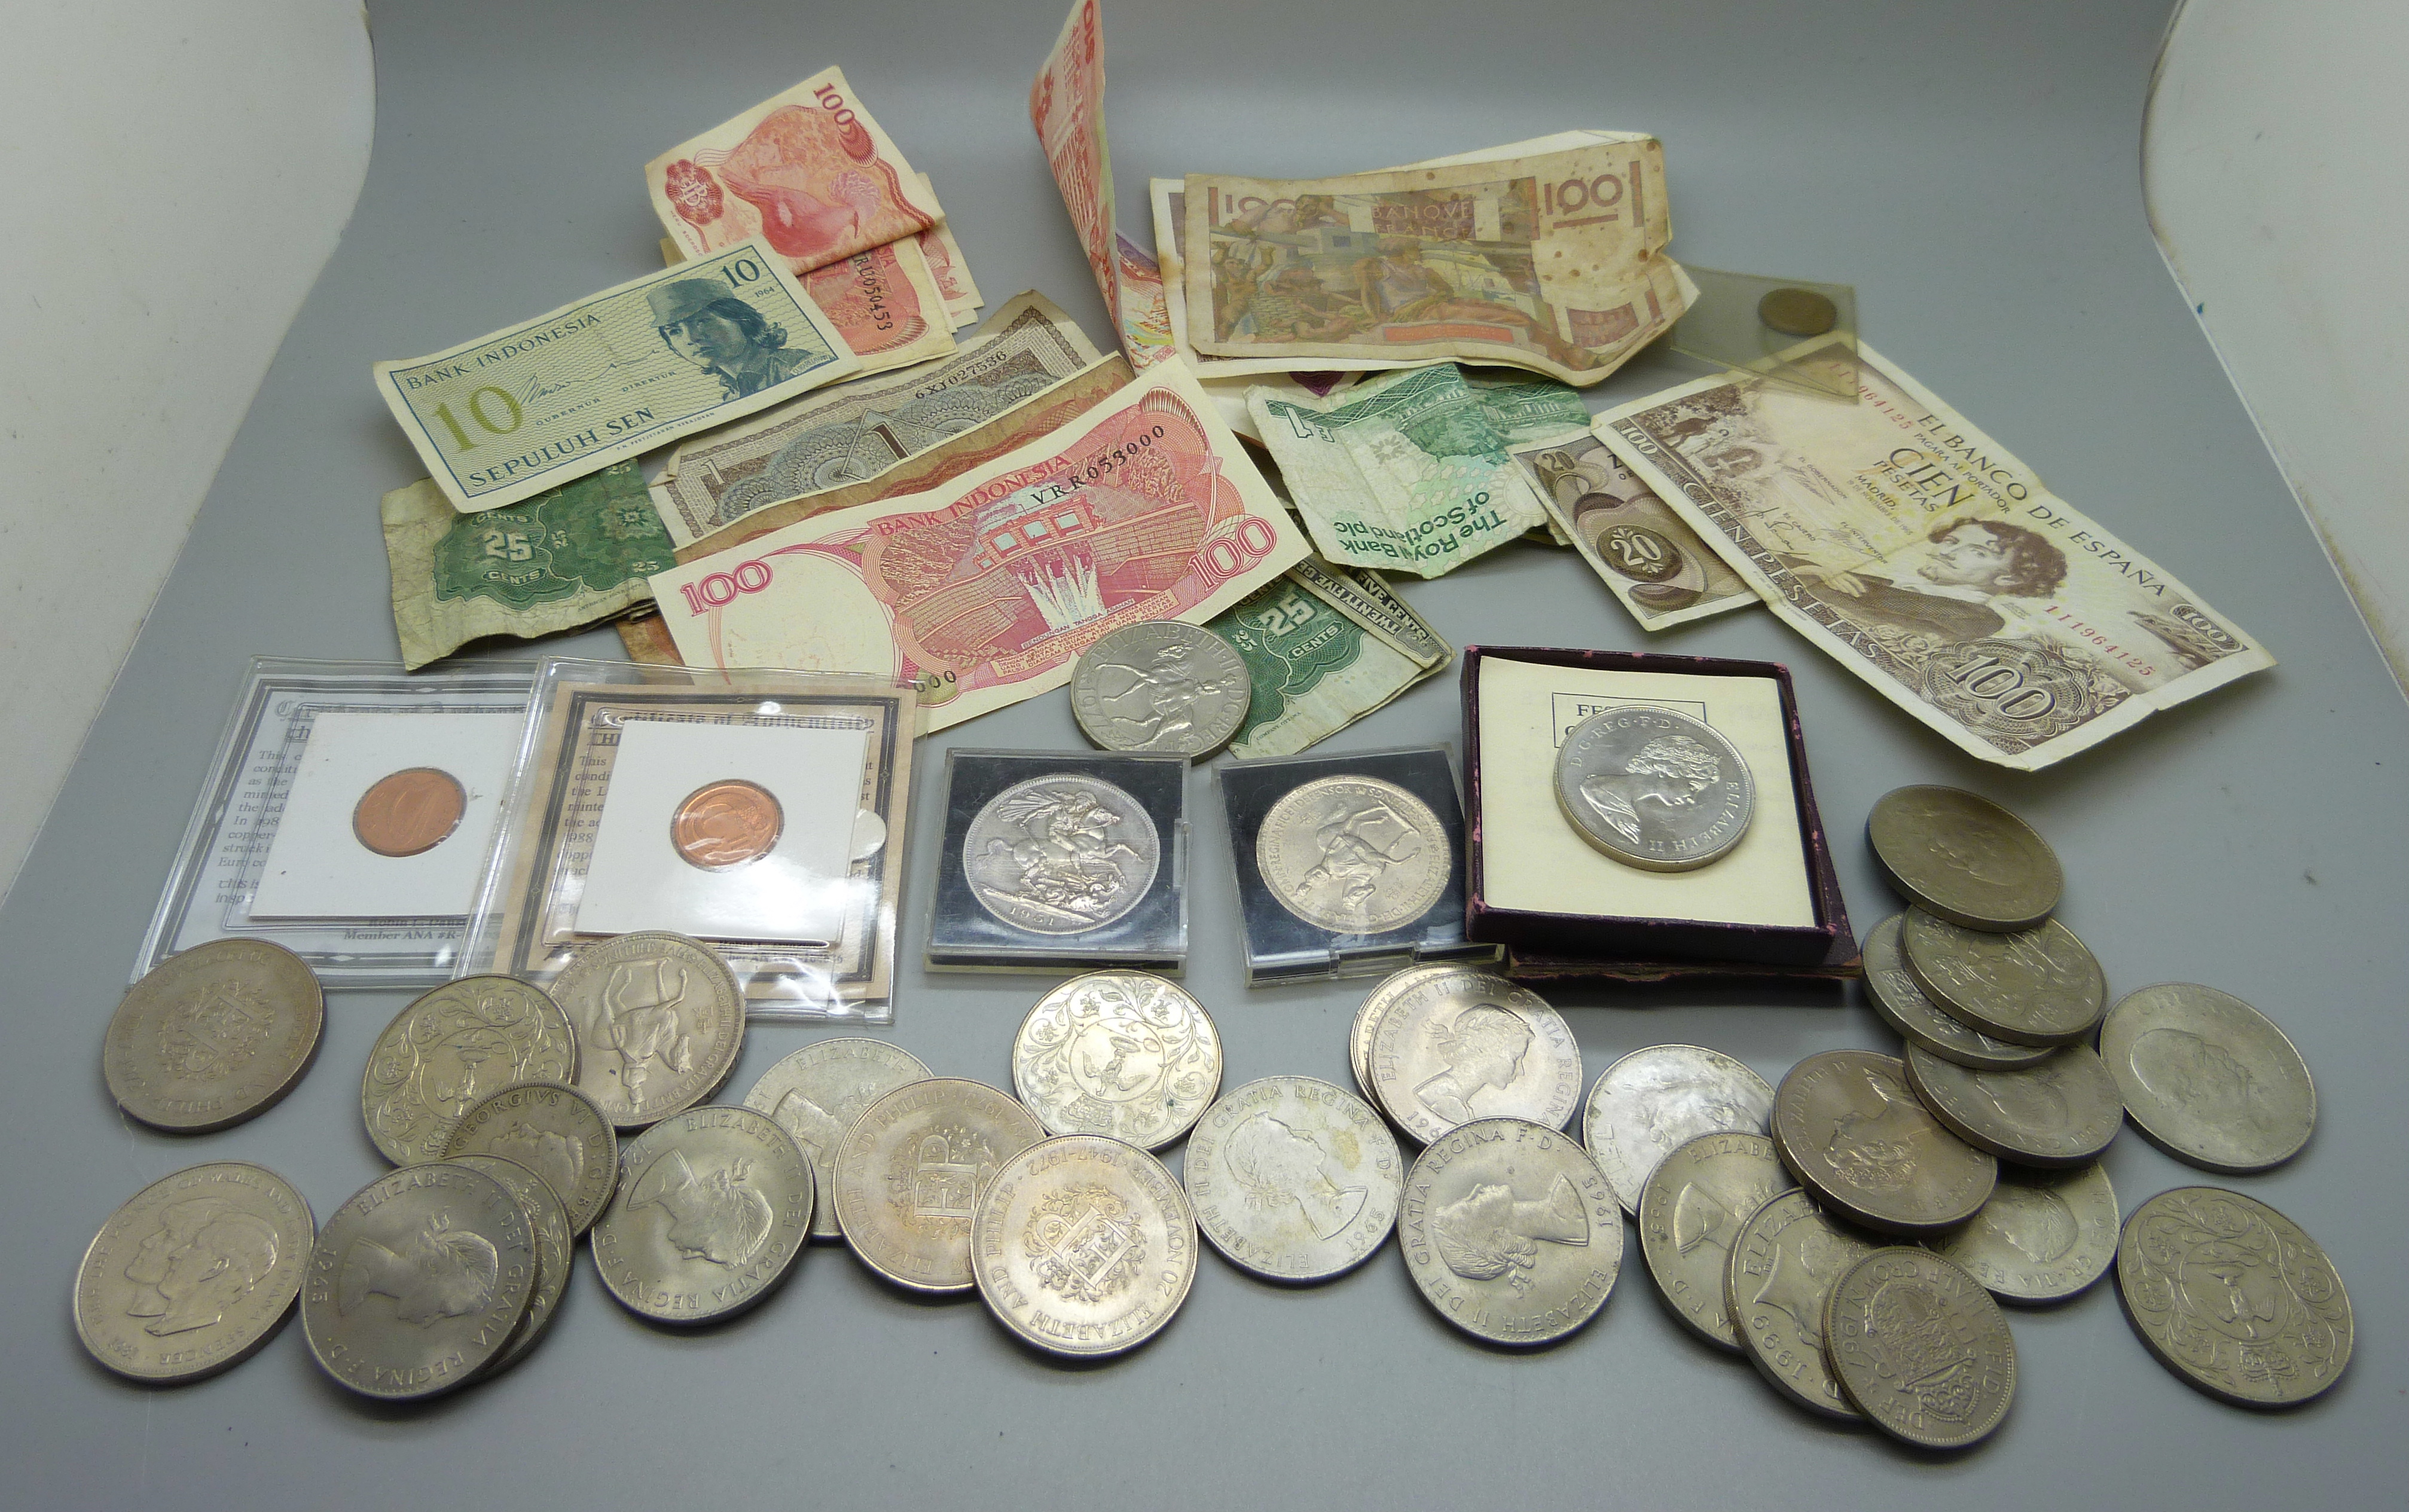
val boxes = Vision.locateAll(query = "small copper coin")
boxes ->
[671,779,784,870]
[351,767,468,858]
[1757,287,1839,338]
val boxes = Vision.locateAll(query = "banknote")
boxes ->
[1248,364,1589,577]
[660,221,955,372]
[1505,430,1752,630]
[1208,558,1453,759]
[1597,340,2274,768]
[915,175,984,327]
[382,465,674,668]
[1031,0,1174,369]
[374,238,859,511]
[649,359,1308,729]
[648,67,946,277]
[1207,370,1355,445]
[1183,138,1691,386]
[651,291,1104,548]
[674,351,1134,563]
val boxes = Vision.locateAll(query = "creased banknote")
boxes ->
[1248,364,1589,577]
[1184,138,1690,386]
[375,238,859,512]
[1031,0,1174,369]
[1207,370,1355,445]
[661,222,957,375]
[648,68,945,278]
[383,465,674,669]
[1505,430,1752,630]
[1598,340,2274,768]
[651,291,1103,548]
[1208,558,1453,758]
[649,359,1307,729]
[915,175,984,328]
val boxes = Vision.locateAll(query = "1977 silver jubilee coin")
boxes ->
[1583,1043,1776,1217]
[1257,775,1449,934]
[74,1162,314,1383]
[359,975,578,1166]
[1555,705,1754,872]
[971,1134,1198,1357]
[1070,618,1251,757]
[1399,1117,1623,1346]
[1012,972,1221,1148]
[744,1038,932,1239]
[550,931,746,1129]
[591,1104,813,1325]
[964,772,1161,934]
[104,938,324,1134]
[2116,1186,2351,1407]
[1185,1076,1402,1282]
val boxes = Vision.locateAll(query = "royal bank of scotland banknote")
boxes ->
[1596,341,2273,768]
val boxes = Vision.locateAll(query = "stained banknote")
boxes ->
[914,176,985,326]
[1504,430,1752,630]
[648,359,1307,729]
[1208,559,1452,759]
[1031,0,1174,368]
[1598,341,2273,768]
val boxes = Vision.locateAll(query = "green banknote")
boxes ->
[1208,558,1453,759]
[381,463,675,670]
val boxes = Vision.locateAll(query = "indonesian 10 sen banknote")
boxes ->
[1596,340,2273,768]
[649,358,1308,730]
[374,238,859,512]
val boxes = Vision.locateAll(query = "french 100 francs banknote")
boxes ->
[1248,364,1590,578]
[374,239,859,512]
[649,359,1308,731]
[651,291,1103,548]
[915,175,984,328]
[648,66,946,279]
[382,465,673,669]
[1504,430,1753,630]
[1183,138,1690,387]
[1208,558,1453,759]
[1031,0,1174,369]
[1597,340,2274,769]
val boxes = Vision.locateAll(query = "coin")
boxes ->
[1349,964,1452,1114]
[1900,909,2106,1046]
[74,1162,313,1383]
[445,1080,620,1236]
[1256,774,1449,935]
[832,1078,1045,1293]
[1757,286,1839,338]
[1011,972,1222,1149]
[670,778,783,869]
[1824,1247,2016,1449]
[1069,619,1251,757]
[1861,914,2051,1071]
[550,931,745,1128]
[103,938,323,1133]
[447,1154,571,1371]
[964,772,1161,934]
[971,1135,1198,1357]
[1903,1043,2122,1168]
[1637,1131,1795,1351]
[352,766,467,857]
[591,1104,814,1325]
[1773,1050,1996,1235]
[1932,1162,2118,1305]
[1583,1044,1776,1217]
[1867,786,2061,931]
[2098,983,2315,1174]
[743,1038,932,1240]
[1369,969,1583,1145]
[359,976,577,1167]
[1398,1118,1623,1346]
[300,1162,536,1400]
[1553,706,1754,872]
[1185,1076,1403,1282]
[1726,1189,1880,1419]
[2116,1186,2351,1407]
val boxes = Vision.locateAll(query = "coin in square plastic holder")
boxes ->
[134,657,535,990]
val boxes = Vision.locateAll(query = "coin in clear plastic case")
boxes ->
[1011,972,1221,1149]
[1582,1043,1775,1217]
[1185,1076,1402,1282]
[1757,286,1838,338]
[1397,1118,1623,1346]
[1554,706,1752,872]
[1932,1162,2118,1305]
[1824,1247,2016,1449]
[1256,775,1449,934]
[74,1162,313,1383]
[964,772,1160,935]
[447,1154,572,1370]
[359,976,577,1167]
[670,778,783,869]
[1369,969,1583,1146]
[2098,983,2314,1174]
[1726,1189,1879,1420]
[2115,1186,2350,1407]
[1772,1050,1995,1236]
[591,1104,813,1326]
[1637,1131,1795,1351]
[352,766,467,857]
[550,931,745,1129]
[445,1080,620,1236]
[744,1038,931,1240]
[103,938,324,1134]
[1861,914,2051,1071]
[1903,1043,2123,1168]
[971,1135,1198,1357]
[1070,619,1251,757]
[832,1078,1045,1293]
[1867,786,2060,931]
[1900,908,2106,1046]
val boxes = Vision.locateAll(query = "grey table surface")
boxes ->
[11,0,2404,1505]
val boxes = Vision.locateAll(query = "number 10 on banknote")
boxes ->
[650,360,1309,731]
